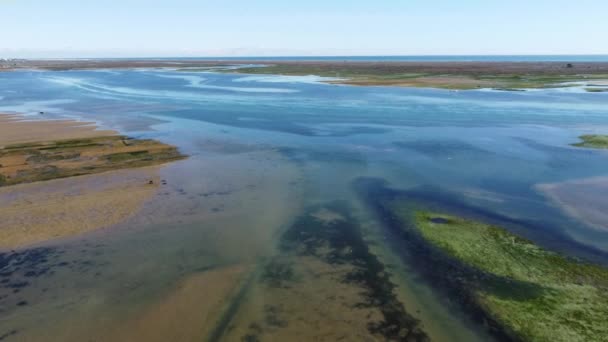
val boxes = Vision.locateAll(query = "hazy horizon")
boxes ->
[2,0,608,58]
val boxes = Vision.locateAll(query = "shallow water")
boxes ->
[1,69,608,341]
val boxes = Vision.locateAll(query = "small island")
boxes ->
[411,211,608,342]
[572,135,608,149]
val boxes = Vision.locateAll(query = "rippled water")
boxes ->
[1,69,608,341]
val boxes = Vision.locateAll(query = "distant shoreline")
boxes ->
[2,59,608,90]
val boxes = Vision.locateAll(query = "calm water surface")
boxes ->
[1,69,608,341]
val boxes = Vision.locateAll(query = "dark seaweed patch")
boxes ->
[263,305,288,329]
[261,259,294,289]
[0,330,18,341]
[241,334,260,342]
[278,147,367,165]
[0,247,67,311]
[393,140,495,159]
[279,202,429,341]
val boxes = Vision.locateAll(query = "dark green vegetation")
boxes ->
[572,135,608,149]
[0,136,186,186]
[281,202,427,341]
[225,62,608,90]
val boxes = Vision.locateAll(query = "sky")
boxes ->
[1,0,608,58]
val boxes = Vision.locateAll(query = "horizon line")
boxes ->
[7,53,608,60]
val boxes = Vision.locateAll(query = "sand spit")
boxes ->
[537,176,608,232]
[0,113,184,249]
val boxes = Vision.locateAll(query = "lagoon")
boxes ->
[1,68,608,341]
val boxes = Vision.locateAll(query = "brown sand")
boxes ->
[0,166,160,249]
[537,177,608,231]
[12,265,250,342]
[0,113,116,148]
[0,113,169,249]
[108,265,249,342]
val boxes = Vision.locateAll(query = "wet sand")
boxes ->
[537,176,608,231]
[96,265,249,342]
[0,113,180,249]
[0,148,304,342]
[0,167,160,250]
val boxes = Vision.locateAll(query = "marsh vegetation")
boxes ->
[0,136,185,186]
[410,211,608,342]
[572,135,608,149]
[226,63,608,90]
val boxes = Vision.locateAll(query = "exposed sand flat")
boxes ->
[537,176,608,231]
[0,166,160,249]
[0,113,116,148]
[0,113,186,249]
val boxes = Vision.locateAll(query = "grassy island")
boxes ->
[572,135,608,149]
[411,211,608,342]
[0,135,185,186]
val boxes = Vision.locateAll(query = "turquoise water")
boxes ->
[1,69,608,340]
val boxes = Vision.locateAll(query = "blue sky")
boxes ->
[1,0,607,57]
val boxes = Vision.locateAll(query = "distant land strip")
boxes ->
[2,59,608,90]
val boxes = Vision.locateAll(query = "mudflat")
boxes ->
[0,114,185,249]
